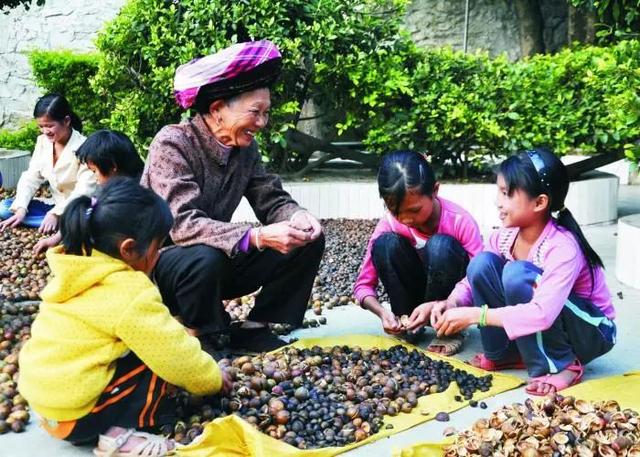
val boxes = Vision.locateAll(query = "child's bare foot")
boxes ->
[94,426,175,456]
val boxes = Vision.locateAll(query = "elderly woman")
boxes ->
[142,40,325,354]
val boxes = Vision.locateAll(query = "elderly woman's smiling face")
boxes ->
[210,88,271,148]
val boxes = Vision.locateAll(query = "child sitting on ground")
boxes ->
[33,129,144,254]
[407,148,616,395]
[354,150,483,354]
[19,178,230,456]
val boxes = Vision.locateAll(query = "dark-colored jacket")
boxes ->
[141,114,300,256]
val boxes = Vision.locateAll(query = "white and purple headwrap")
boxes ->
[173,40,282,110]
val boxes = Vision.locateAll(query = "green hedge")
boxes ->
[5,5,638,174]
[0,121,39,152]
[345,40,640,176]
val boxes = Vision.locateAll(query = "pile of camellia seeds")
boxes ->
[169,345,493,448]
[0,302,37,434]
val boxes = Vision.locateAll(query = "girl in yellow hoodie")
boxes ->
[19,177,231,456]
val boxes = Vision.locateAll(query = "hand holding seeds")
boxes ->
[289,211,322,240]
[404,302,435,332]
[434,307,481,337]
[429,299,456,327]
[380,310,402,334]
[256,222,312,254]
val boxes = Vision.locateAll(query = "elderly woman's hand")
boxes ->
[257,222,313,254]
[290,210,322,240]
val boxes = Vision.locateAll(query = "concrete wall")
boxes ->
[0,0,125,128]
[231,172,619,228]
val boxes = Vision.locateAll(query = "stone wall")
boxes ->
[405,0,522,60]
[0,0,125,128]
[405,0,573,60]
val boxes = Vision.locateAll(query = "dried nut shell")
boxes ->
[520,448,540,457]
[597,445,617,457]
[575,399,595,414]
[442,426,457,437]
[552,432,569,445]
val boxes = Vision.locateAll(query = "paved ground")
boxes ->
[4,185,640,457]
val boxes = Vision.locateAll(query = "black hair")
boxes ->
[60,177,173,258]
[76,130,144,179]
[33,93,83,133]
[377,150,437,215]
[499,147,604,284]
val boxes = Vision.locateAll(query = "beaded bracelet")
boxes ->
[479,304,488,327]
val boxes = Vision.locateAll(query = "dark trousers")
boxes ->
[467,252,616,377]
[371,233,469,316]
[42,351,176,444]
[153,234,325,334]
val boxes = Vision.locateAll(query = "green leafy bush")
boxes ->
[20,2,640,173]
[345,40,640,175]
[0,121,39,151]
[92,0,417,165]
[28,50,106,134]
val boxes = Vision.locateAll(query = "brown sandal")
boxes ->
[427,332,465,356]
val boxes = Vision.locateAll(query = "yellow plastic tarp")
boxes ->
[393,371,640,457]
[178,334,524,457]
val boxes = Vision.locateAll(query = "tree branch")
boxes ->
[285,129,379,177]
[565,150,626,179]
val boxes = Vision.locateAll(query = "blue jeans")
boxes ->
[467,252,616,377]
[0,198,54,228]
[372,233,469,316]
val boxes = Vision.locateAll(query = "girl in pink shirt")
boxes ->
[407,148,616,395]
[354,151,483,354]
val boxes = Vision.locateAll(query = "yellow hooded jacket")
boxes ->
[18,246,222,422]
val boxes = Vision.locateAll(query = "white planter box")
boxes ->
[616,214,640,289]
[232,171,619,228]
[0,148,30,189]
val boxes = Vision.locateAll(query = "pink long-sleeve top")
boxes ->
[353,197,483,305]
[450,218,615,340]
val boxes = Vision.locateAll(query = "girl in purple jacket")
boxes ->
[354,150,483,354]
[407,148,616,395]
